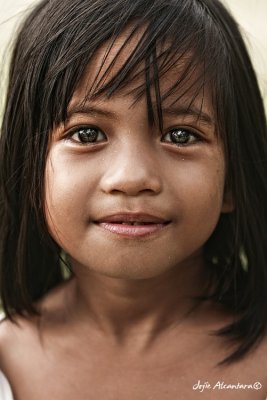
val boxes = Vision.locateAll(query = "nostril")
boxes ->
[100,174,162,196]
[98,150,163,196]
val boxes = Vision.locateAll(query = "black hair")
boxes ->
[0,0,267,364]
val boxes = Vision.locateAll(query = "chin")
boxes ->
[71,255,172,281]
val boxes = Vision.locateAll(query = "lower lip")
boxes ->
[95,222,168,237]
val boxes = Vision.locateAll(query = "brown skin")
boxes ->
[1,30,267,399]
[1,281,267,400]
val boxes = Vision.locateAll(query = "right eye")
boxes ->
[67,127,107,144]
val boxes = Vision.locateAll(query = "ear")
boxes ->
[221,189,235,213]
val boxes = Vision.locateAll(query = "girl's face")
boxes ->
[45,32,233,280]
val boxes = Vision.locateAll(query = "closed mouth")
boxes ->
[94,213,170,225]
[93,213,171,237]
[95,212,170,224]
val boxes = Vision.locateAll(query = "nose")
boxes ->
[100,143,163,196]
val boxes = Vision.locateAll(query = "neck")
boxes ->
[68,252,209,344]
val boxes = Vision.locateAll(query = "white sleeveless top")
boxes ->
[0,313,14,400]
[0,371,13,400]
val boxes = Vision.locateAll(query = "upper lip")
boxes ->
[94,213,170,224]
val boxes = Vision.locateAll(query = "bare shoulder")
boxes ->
[0,312,38,373]
[223,334,267,387]
[0,278,74,375]
[0,312,27,353]
[246,335,267,376]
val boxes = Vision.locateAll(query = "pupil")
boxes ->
[78,128,98,143]
[171,130,189,144]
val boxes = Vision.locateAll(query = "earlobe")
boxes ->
[221,190,235,213]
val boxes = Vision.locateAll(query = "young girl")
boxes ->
[0,0,267,398]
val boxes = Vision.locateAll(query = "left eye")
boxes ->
[68,127,106,144]
[161,128,200,146]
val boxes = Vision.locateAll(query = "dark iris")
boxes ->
[78,128,98,143]
[170,129,190,144]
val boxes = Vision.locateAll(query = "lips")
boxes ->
[94,213,170,237]
[95,213,169,224]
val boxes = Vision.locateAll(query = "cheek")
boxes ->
[191,165,224,209]
[168,152,226,228]
[44,149,95,245]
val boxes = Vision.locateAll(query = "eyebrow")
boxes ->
[66,102,214,126]
[66,104,117,120]
[162,105,214,126]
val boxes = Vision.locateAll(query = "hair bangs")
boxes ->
[61,7,226,133]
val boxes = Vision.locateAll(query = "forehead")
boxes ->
[71,25,214,119]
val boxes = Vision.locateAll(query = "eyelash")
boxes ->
[161,128,201,146]
[64,126,201,146]
[65,126,107,144]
